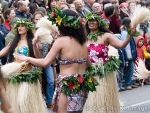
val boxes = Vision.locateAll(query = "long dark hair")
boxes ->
[58,9,86,45]
[8,29,35,62]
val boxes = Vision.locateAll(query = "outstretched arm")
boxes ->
[0,42,11,58]
[14,38,62,68]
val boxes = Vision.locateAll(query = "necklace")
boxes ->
[87,31,104,42]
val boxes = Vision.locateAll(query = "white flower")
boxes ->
[102,48,108,56]
[105,58,109,61]
[94,44,98,47]
[89,50,99,57]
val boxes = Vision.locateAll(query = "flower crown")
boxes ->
[13,18,35,30]
[85,13,108,28]
[48,8,85,29]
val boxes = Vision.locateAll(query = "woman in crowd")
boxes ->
[3,8,16,31]
[0,18,47,113]
[13,9,98,113]
[83,13,136,113]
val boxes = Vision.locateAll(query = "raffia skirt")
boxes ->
[83,71,120,113]
[6,81,47,113]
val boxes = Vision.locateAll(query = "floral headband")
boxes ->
[13,18,35,30]
[85,13,108,28]
[48,8,85,29]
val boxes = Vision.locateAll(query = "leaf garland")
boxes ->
[85,56,121,77]
[87,31,104,42]
[61,74,99,96]
[7,68,42,84]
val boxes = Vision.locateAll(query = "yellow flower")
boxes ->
[74,82,80,89]
[88,76,92,83]
[55,16,62,25]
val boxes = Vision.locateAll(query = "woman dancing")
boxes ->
[14,9,98,113]
[83,13,136,113]
[0,18,47,113]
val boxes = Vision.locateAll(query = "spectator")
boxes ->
[115,34,128,92]
[3,8,16,31]
[5,18,17,46]
[84,0,95,12]
[92,2,102,14]
[120,17,137,90]
[29,3,38,15]
[0,0,8,14]
[15,1,31,18]
[109,4,121,34]
[33,0,45,7]
[74,0,89,17]
[46,0,57,12]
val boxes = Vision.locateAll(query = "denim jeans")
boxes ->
[125,60,134,86]
[116,67,124,88]
[43,65,54,103]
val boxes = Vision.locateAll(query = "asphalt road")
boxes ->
[120,85,150,113]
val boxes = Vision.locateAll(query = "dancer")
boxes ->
[83,13,136,113]
[14,9,98,113]
[0,18,47,113]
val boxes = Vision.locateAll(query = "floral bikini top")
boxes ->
[87,43,109,63]
[58,57,86,65]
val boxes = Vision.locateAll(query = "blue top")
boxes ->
[17,46,29,56]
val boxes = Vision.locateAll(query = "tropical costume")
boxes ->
[83,13,121,113]
[83,43,120,113]
[52,57,98,112]
[1,18,47,113]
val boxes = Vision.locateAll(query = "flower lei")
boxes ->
[60,74,99,96]
[86,56,121,78]
[85,13,108,28]
[87,31,104,42]
[7,67,42,84]
[13,18,35,30]
[48,8,85,29]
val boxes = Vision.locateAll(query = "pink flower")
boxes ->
[51,12,56,17]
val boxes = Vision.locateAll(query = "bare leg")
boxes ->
[57,93,68,113]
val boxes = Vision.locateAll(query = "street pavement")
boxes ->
[47,85,150,113]
[120,85,150,113]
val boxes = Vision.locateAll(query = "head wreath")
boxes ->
[48,8,85,29]
[85,13,108,28]
[13,18,35,30]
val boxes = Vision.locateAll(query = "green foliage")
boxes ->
[60,74,99,96]
[127,28,140,37]
[13,18,35,30]
[85,13,108,28]
[85,56,121,78]
[48,8,85,29]
[7,68,42,84]
[87,31,104,42]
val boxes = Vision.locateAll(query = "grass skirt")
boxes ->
[83,72,120,113]
[6,81,47,113]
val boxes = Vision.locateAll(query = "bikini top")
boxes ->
[58,57,87,65]
[16,46,29,56]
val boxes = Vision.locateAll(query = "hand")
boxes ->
[13,53,29,62]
